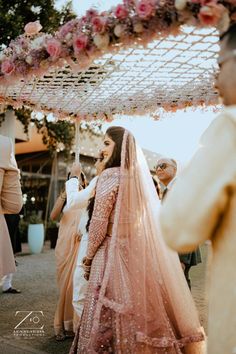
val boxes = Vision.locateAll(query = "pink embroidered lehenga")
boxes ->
[70,131,205,354]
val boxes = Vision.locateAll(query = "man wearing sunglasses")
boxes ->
[156,158,201,289]
[160,24,236,354]
[156,158,177,199]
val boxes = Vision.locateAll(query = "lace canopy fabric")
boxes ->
[0,26,219,121]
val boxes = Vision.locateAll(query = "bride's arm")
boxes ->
[65,176,98,211]
[86,169,120,260]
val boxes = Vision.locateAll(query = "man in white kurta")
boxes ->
[0,135,23,289]
[160,25,236,354]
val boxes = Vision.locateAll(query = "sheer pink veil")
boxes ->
[89,130,205,353]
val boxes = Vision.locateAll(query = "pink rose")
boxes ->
[73,35,89,54]
[198,3,225,26]
[46,39,62,58]
[115,4,128,19]
[24,21,42,36]
[92,16,107,33]
[123,0,135,6]
[1,60,15,75]
[136,0,155,19]
[86,8,98,19]
[59,21,76,37]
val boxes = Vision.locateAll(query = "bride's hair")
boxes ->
[86,126,126,232]
[104,126,125,169]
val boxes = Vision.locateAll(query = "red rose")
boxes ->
[73,35,89,54]
[115,4,129,19]
[92,16,107,33]
[136,0,155,19]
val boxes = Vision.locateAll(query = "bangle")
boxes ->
[70,176,78,180]
[86,256,93,261]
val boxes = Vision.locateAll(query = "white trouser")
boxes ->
[73,233,88,317]
[2,273,13,291]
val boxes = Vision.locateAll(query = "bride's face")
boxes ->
[101,134,115,164]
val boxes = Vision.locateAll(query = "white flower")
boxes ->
[175,0,187,11]
[31,36,46,50]
[133,22,144,33]
[15,45,22,55]
[114,24,125,37]
[65,32,72,42]
[93,33,110,50]
[26,55,33,65]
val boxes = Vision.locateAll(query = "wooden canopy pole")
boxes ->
[75,120,80,163]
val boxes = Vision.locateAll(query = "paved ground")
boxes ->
[0,242,209,354]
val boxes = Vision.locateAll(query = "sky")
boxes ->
[55,0,219,164]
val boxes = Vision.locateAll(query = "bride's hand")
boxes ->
[70,162,81,178]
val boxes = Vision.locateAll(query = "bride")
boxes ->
[70,126,205,354]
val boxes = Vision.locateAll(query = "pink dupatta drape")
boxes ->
[71,131,205,353]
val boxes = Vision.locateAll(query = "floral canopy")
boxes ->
[0,0,235,122]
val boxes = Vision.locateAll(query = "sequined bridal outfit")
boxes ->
[70,127,206,354]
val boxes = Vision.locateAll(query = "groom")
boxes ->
[160,24,236,354]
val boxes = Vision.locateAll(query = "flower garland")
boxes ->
[0,93,218,122]
[0,0,235,86]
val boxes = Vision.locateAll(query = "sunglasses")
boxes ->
[156,163,167,170]
[156,162,176,170]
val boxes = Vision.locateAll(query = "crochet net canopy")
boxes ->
[0,0,230,121]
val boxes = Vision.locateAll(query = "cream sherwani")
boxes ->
[0,135,23,277]
[160,106,236,354]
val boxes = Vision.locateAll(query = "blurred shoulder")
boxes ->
[0,135,11,150]
[200,111,235,147]
[0,135,12,166]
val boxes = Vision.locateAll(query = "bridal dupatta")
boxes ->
[71,131,205,353]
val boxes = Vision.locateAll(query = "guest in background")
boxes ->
[152,175,161,199]
[5,213,22,255]
[2,212,22,294]
[156,157,201,289]
[51,168,86,341]
[0,135,22,289]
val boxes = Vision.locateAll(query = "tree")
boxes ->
[0,1,79,154]
[0,1,102,154]
[0,0,75,46]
